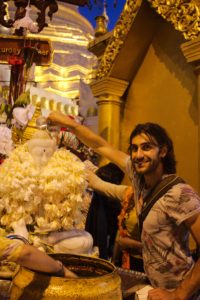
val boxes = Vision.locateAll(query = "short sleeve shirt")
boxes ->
[126,157,200,290]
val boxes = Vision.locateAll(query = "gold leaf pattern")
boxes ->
[96,0,200,80]
[147,0,200,40]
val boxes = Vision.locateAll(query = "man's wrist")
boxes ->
[53,260,65,277]
[71,122,81,131]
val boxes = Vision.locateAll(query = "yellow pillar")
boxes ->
[90,77,129,148]
[181,37,200,192]
[97,94,121,148]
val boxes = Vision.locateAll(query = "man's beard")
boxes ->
[132,158,160,175]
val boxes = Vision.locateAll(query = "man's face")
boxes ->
[130,133,165,175]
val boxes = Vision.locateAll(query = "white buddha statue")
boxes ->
[24,129,94,255]
[27,130,57,167]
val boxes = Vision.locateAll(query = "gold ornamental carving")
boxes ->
[147,0,200,40]
[96,0,200,80]
[96,0,143,79]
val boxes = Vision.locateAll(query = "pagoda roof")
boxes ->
[95,0,200,82]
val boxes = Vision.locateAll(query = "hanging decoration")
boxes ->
[0,0,51,133]
[0,1,88,35]
[4,39,38,129]
[13,4,38,34]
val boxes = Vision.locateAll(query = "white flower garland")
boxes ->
[0,126,13,156]
[0,144,87,233]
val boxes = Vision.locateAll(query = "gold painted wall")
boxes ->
[121,22,198,190]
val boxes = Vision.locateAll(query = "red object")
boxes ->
[68,115,75,120]
[60,115,75,132]
[8,56,24,65]
[60,127,67,132]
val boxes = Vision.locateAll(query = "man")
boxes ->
[0,236,77,278]
[47,111,200,300]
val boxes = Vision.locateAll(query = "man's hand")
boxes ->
[63,266,78,279]
[86,169,99,188]
[47,111,77,128]
[116,236,142,251]
[116,236,132,249]
[147,288,178,300]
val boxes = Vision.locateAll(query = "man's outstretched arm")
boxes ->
[47,111,128,171]
[0,237,77,278]
[16,243,77,278]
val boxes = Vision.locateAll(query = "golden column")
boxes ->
[90,77,129,149]
[181,37,200,192]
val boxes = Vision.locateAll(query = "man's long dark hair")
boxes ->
[129,123,176,174]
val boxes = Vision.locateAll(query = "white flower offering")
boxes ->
[0,130,88,236]
[0,126,13,156]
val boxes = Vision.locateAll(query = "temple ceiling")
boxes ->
[95,0,200,80]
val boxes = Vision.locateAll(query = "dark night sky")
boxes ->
[78,0,126,31]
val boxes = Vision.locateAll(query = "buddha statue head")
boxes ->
[27,130,57,167]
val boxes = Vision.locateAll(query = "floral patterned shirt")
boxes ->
[126,158,200,291]
[0,237,23,262]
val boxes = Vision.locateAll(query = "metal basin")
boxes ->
[10,253,122,300]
